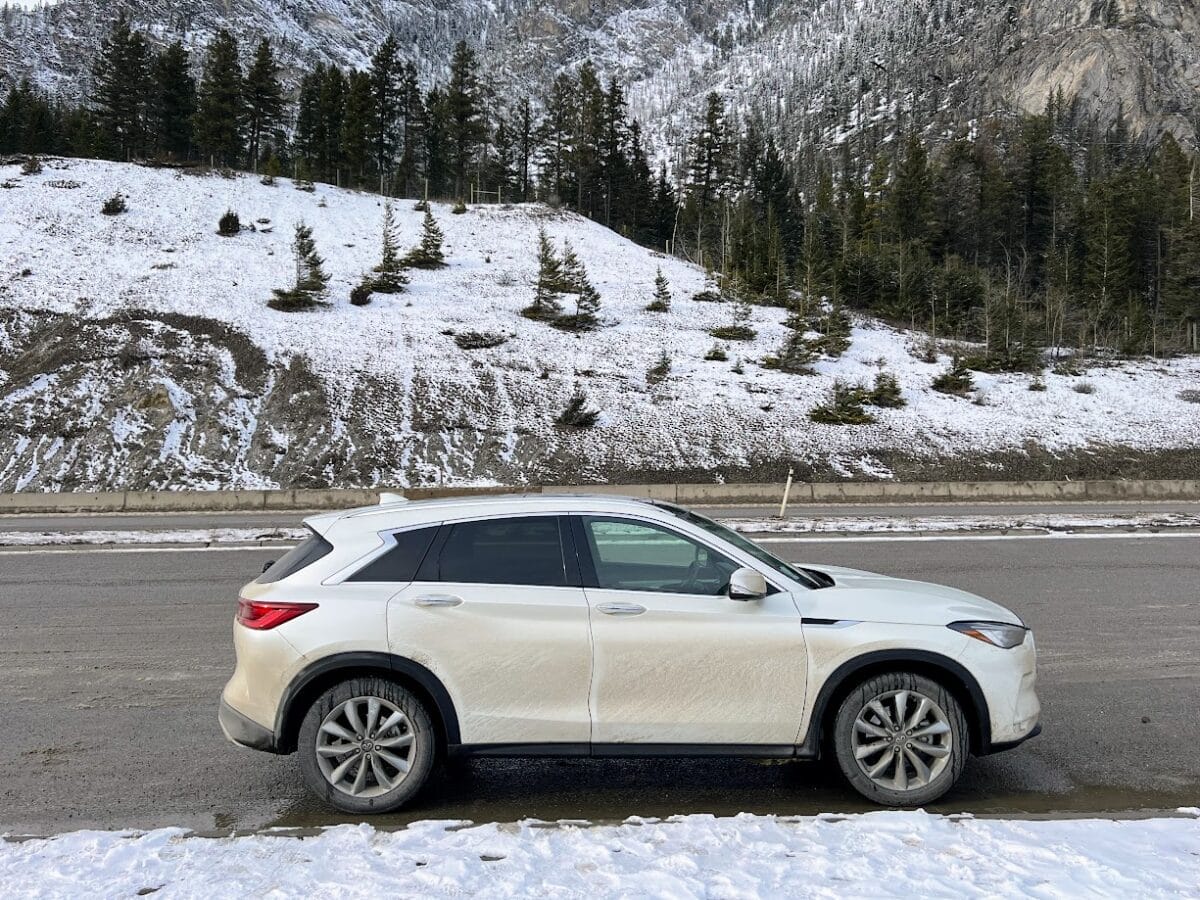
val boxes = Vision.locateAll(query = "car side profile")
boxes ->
[219,494,1040,812]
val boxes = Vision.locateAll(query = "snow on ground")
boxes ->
[724,512,1200,535]
[2,812,1198,899]
[3,158,1200,490]
[4,512,1200,546]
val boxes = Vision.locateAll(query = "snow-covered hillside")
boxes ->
[2,157,1199,491]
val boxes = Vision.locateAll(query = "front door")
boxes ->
[575,515,808,747]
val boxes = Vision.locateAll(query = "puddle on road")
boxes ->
[259,757,1200,833]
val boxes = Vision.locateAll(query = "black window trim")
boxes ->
[412,513,581,589]
[569,512,782,597]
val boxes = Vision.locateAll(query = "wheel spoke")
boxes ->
[317,741,357,758]
[911,740,951,759]
[377,710,407,735]
[351,758,368,795]
[892,691,910,729]
[370,753,394,791]
[329,752,360,786]
[892,755,909,791]
[866,753,894,779]
[911,721,951,739]
[867,700,896,730]
[854,740,890,760]
[905,697,931,732]
[375,747,410,774]
[366,697,381,736]
[320,721,355,742]
[344,700,366,737]
[374,732,413,750]
[905,747,931,785]
[855,719,890,739]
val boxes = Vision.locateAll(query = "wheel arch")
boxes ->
[801,650,991,756]
[275,652,461,755]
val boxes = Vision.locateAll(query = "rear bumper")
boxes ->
[219,699,280,753]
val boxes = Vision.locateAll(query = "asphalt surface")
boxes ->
[3,499,1199,534]
[1,527,1198,835]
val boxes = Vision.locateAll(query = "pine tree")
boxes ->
[647,268,672,312]
[404,209,447,269]
[341,70,372,183]
[445,40,486,198]
[193,29,245,167]
[270,222,330,311]
[538,73,578,203]
[523,228,566,321]
[244,38,283,170]
[151,41,195,159]
[93,15,152,160]
[372,201,409,293]
[686,92,728,219]
[368,36,402,176]
[559,240,602,330]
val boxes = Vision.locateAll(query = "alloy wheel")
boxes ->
[315,695,417,798]
[850,688,954,792]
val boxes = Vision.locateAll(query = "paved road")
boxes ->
[3,499,1198,535]
[1,532,1197,835]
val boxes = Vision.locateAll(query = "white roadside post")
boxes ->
[778,467,795,519]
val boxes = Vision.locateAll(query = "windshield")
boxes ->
[653,503,820,590]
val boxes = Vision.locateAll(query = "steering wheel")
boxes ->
[680,559,705,594]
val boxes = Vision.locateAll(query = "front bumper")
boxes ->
[219,699,279,753]
[987,721,1042,754]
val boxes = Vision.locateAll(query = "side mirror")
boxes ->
[728,568,768,602]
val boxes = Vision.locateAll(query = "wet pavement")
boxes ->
[1,532,1197,835]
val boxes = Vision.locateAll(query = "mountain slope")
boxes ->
[1,157,1198,491]
[5,1,1199,152]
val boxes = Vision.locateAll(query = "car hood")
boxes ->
[802,565,1023,627]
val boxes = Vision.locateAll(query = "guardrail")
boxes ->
[1,479,1198,514]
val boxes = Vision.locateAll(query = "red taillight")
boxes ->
[236,598,318,630]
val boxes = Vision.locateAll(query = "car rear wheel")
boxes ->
[297,676,435,814]
[832,671,969,807]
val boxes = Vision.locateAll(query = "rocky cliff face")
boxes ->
[1,1,1196,154]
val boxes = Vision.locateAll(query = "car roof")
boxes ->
[304,493,672,537]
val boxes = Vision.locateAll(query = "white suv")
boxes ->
[220,494,1040,812]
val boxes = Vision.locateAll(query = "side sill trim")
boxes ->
[449,742,814,760]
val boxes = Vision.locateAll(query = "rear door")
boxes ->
[383,515,592,747]
[575,514,807,747]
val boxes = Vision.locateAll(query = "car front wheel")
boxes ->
[297,676,436,814]
[832,671,969,806]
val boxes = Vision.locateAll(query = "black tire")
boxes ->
[832,671,969,807]
[297,676,436,814]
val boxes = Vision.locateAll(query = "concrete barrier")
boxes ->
[2,479,1200,514]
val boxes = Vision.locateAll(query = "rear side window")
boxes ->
[347,526,439,583]
[425,516,567,587]
[257,529,333,583]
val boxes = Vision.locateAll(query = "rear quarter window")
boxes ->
[256,529,333,583]
[347,526,439,583]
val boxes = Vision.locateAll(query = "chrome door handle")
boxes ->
[597,601,647,616]
[414,594,464,608]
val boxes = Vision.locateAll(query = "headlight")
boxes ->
[949,621,1028,649]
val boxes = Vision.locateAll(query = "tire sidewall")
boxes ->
[297,676,436,814]
[832,671,969,807]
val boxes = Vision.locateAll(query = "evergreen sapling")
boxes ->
[647,268,672,312]
[404,209,447,269]
[270,222,329,311]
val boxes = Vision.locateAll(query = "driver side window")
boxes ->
[581,517,739,596]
